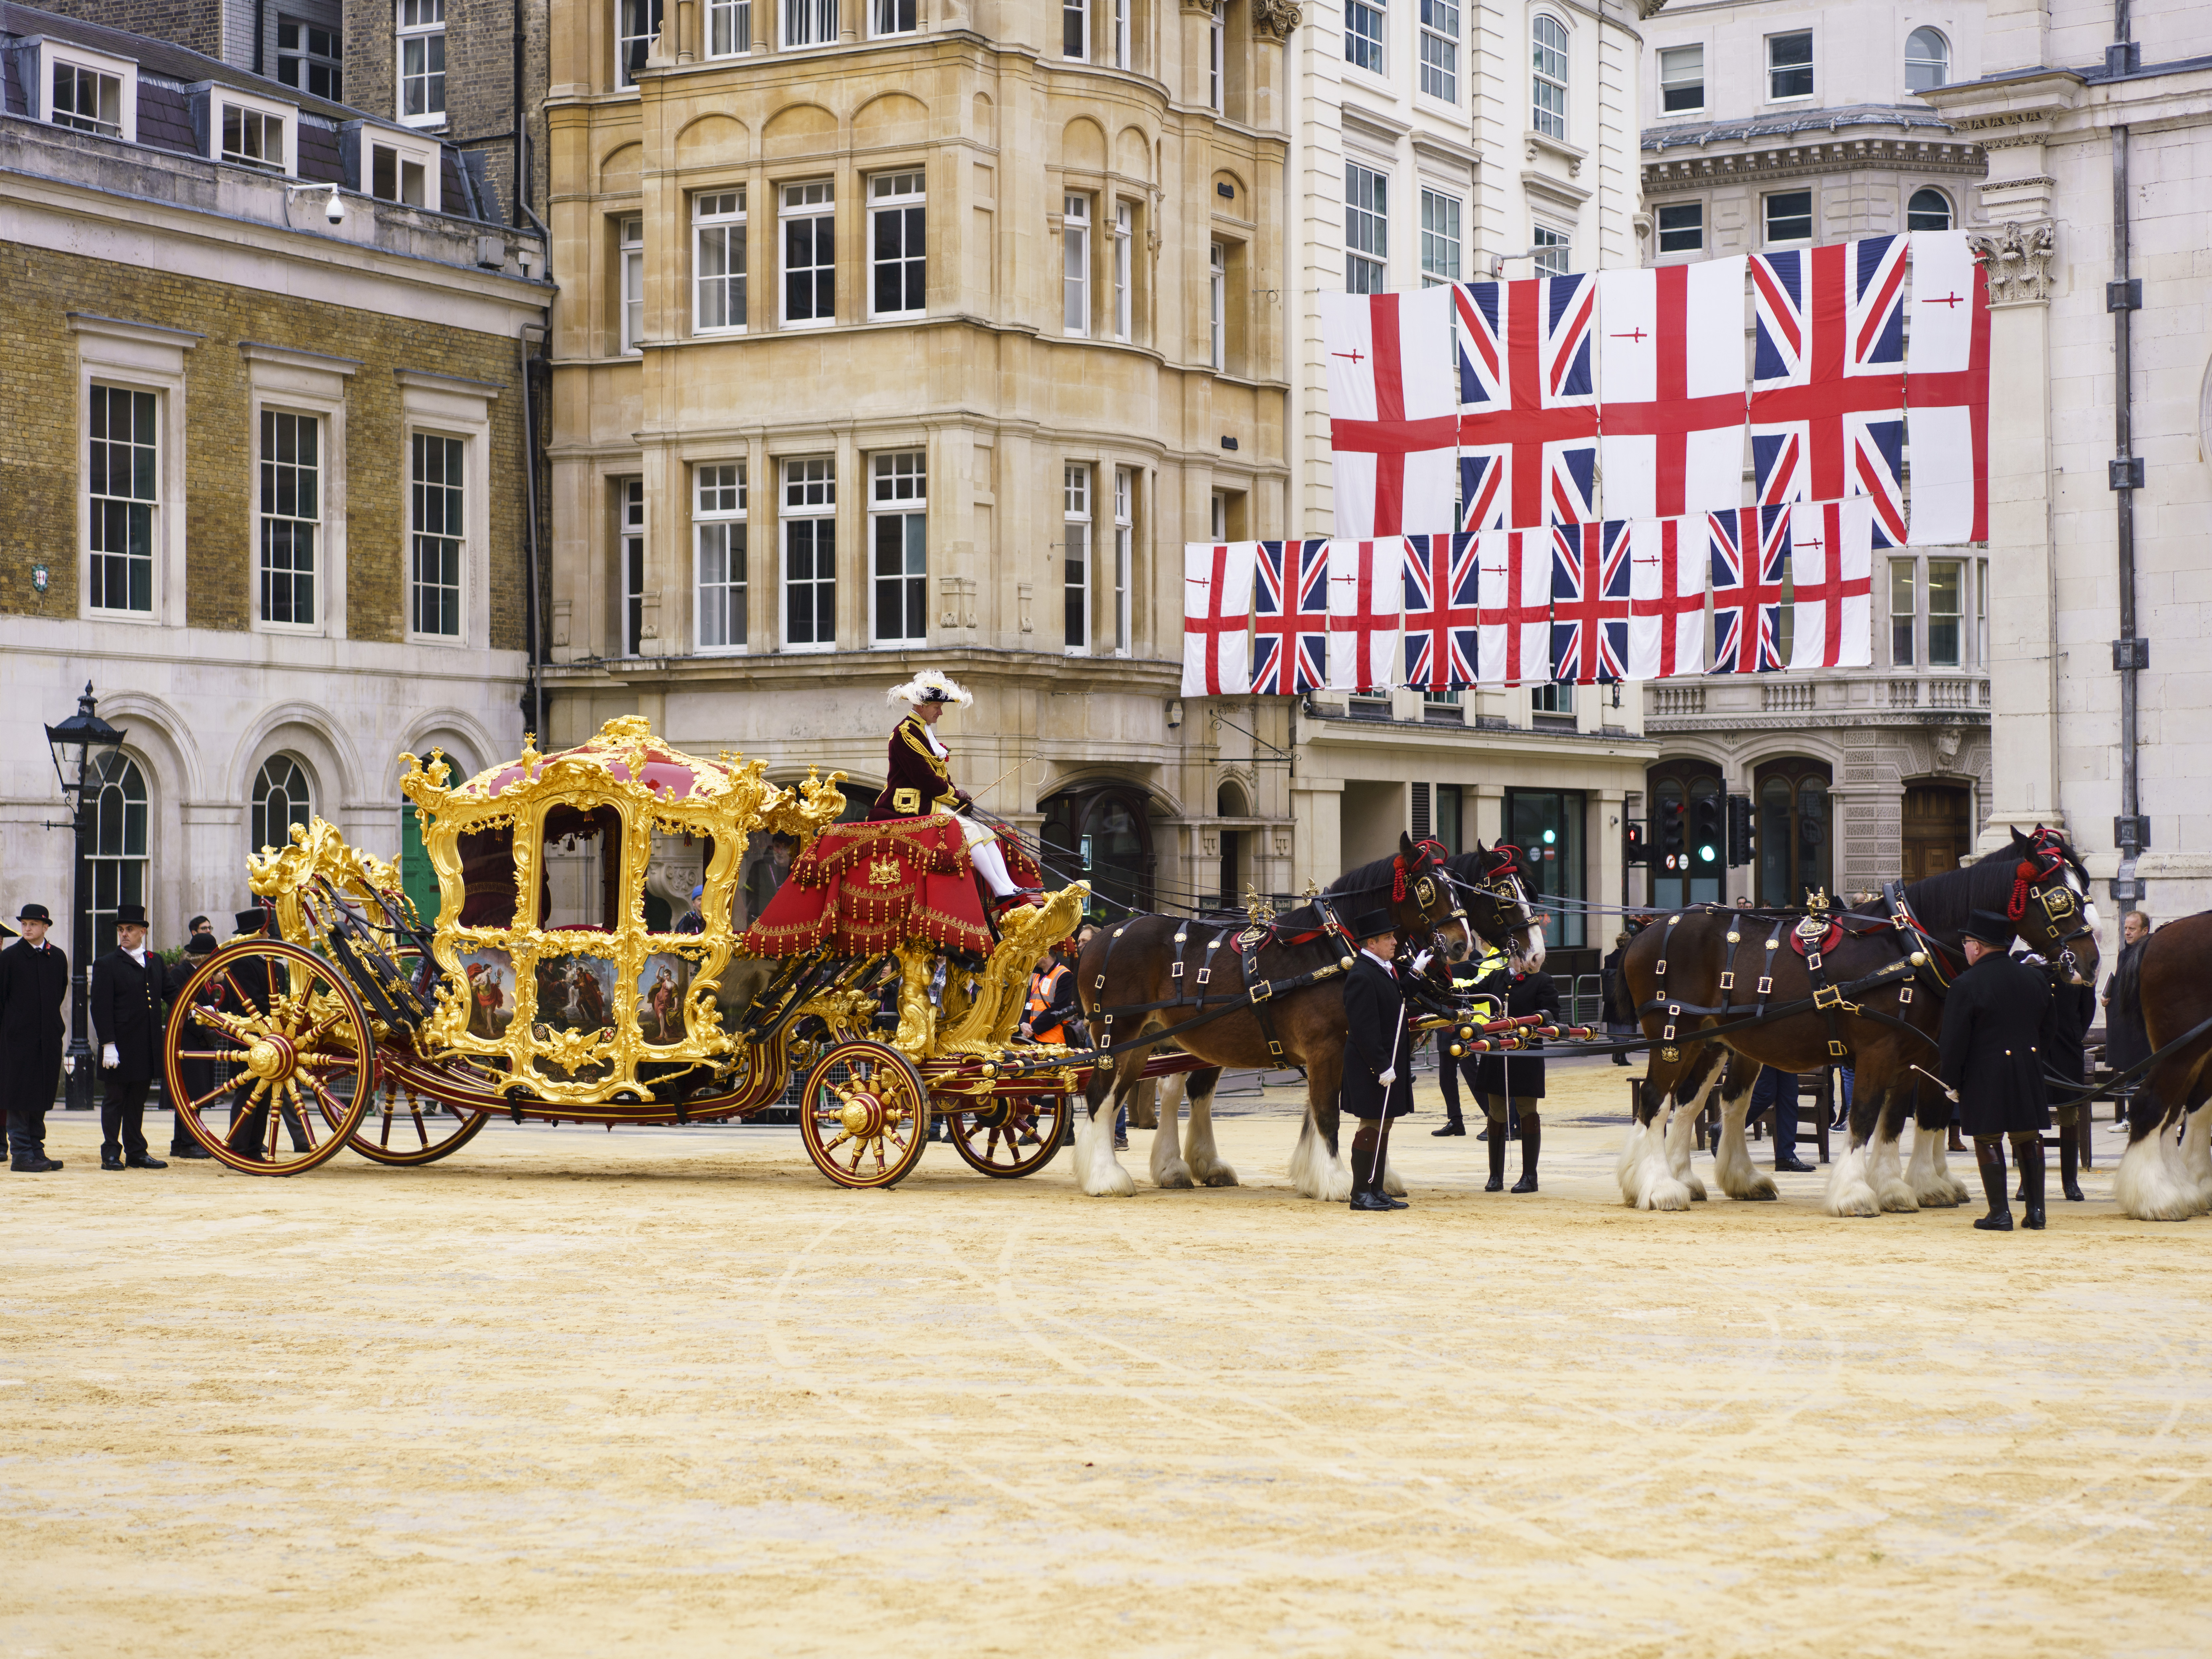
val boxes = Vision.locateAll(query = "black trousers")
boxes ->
[1435,1034,1484,1127]
[228,1082,310,1156]
[102,1075,152,1160]
[6,1065,59,1162]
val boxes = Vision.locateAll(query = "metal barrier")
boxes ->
[1566,973,1606,1028]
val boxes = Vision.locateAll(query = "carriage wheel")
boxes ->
[348,1071,492,1167]
[947,1094,1069,1179]
[163,940,374,1177]
[798,1041,932,1190]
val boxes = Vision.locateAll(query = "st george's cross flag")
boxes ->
[1597,259,1749,520]
[1474,528,1553,685]
[1708,505,1792,674]
[1627,516,1707,679]
[1787,498,1878,669]
[1455,274,1601,531]
[1402,532,1484,690]
[1180,541,1256,697]
[1550,519,1633,684]
[1749,236,1909,546]
[1904,230,1991,545]
[1325,538,1405,692]
[1251,538,1330,696]
[1320,288,1458,538]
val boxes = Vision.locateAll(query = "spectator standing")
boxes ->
[2035,952,2095,1202]
[1,904,69,1172]
[2102,911,2152,1090]
[1748,1064,1814,1173]
[1601,930,1635,1067]
[188,914,213,939]
[90,903,169,1170]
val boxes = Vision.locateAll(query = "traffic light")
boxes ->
[1690,795,1722,869]
[1624,822,1649,866]
[1658,801,1685,868]
[1726,794,1754,868]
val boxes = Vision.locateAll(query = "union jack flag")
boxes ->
[1749,236,1908,544]
[1251,538,1329,696]
[1401,532,1483,690]
[1455,274,1600,531]
[1549,520,1632,685]
[1708,505,1791,674]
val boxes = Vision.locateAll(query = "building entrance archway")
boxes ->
[1900,779,1972,884]
[1041,784,1155,921]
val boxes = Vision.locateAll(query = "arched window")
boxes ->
[1904,27,1949,92]
[1532,15,1568,140]
[252,755,314,852]
[89,754,149,956]
[1041,784,1155,919]
[1754,757,1831,906]
[1906,188,1952,231]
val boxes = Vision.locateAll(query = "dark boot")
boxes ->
[1485,1122,1507,1191]
[1348,1122,1392,1211]
[1372,1116,1408,1208]
[1512,1116,1540,1193]
[1972,1137,2012,1231]
[2016,1135,2047,1230]
[2059,1132,2083,1202]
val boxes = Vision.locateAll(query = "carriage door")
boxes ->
[1899,780,1971,884]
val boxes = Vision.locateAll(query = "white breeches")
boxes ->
[954,812,1015,896]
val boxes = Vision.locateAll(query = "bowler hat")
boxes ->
[16,902,53,924]
[1350,908,1396,943]
[185,933,218,957]
[234,907,269,935]
[1962,909,2014,949]
[114,903,148,927]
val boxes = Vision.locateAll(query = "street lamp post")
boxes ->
[44,683,128,1114]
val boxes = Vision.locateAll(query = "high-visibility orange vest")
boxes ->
[1026,962,1069,1043]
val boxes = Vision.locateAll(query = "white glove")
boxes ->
[1378,1068,1397,1087]
[1411,950,1434,974]
[102,1042,119,1069]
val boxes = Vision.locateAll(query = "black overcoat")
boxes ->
[0,938,69,1113]
[91,949,169,1084]
[2103,937,2152,1073]
[2043,977,2095,1096]
[1475,971,1560,1099]
[1938,951,2052,1138]
[1339,953,1415,1121]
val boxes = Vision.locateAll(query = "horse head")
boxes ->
[1388,832,1470,962]
[2005,825,2100,985]
[1451,842,1547,974]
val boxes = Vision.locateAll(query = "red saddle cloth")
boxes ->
[744,818,1003,959]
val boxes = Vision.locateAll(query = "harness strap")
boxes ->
[1092,923,1131,1050]
[1656,912,1685,1055]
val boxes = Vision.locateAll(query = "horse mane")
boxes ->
[1885,844,2028,938]
[1320,848,1409,906]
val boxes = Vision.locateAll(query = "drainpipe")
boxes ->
[2107,4,2147,908]
[513,0,528,227]
[521,326,546,743]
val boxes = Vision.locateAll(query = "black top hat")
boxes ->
[1962,909,2014,949]
[234,908,270,935]
[16,902,53,924]
[1350,908,1396,943]
[185,932,219,957]
[114,902,148,928]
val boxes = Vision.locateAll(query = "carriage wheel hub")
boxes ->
[245,1035,297,1081]
[839,1092,888,1139]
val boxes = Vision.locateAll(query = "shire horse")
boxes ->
[1617,827,2100,1217]
[2111,912,2212,1219]
[1072,834,1512,1200]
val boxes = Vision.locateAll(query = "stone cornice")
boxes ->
[1642,134,1982,191]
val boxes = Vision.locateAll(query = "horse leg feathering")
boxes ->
[1149,1072,1195,1190]
[1182,1072,1239,1187]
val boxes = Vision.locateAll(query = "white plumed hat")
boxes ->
[887,668,973,708]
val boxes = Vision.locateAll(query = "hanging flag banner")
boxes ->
[1550,520,1633,685]
[1402,532,1483,691]
[1597,258,1749,521]
[1627,516,1706,680]
[1475,527,1552,686]
[1787,498,1878,670]
[1749,236,1909,545]
[1320,288,1458,538]
[1324,537,1405,693]
[1708,505,1791,674]
[1454,274,1601,531]
[1251,538,1330,696]
[1904,229,1991,545]
[1180,541,1257,697]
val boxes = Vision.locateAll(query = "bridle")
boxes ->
[2010,828,2096,982]
[1390,837,1467,963]
[1446,844,1538,964]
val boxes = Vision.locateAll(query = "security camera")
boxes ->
[324,188,346,226]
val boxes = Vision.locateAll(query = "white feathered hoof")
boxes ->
[1615,1122,1652,1205]
[1686,1173,1709,1201]
[1640,1172,1694,1211]
[2114,1134,2203,1222]
[1288,1120,1351,1201]
[1149,1129,1195,1190]
[1912,1171,1964,1209]
[1733,1172,1779,1203]
[1192,1156,1241,1188]
[1381,1158,1406,1198]
[1823,1148,1881,1218]
[1877,1175,1921,1213]
[1074,1118,1137,1198]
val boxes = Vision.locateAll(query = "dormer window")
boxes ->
[36,41,139,144]
[209,87,298,176]
[361,127,442,212]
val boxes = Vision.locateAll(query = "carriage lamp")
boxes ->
[43,683,128,1115]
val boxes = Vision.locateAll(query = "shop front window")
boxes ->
[1503,786,1584,949]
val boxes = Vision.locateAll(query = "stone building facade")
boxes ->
[0,4,547,948]
[1629,0,1996,911]
[1923,0,2212,940]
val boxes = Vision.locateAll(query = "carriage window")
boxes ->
[541,805,621,930]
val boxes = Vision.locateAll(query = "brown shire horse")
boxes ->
[1072,834,1504,1200]
[2111,912,2212,1220]
[1616,827,2100,1217]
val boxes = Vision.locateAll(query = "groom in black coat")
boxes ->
[1340,909,1416,1213]
[1939,909,2053,1231]
[90,902,170,1170]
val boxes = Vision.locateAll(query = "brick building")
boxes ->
[0,2,548,947]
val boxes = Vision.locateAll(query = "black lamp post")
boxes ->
[44,683,128,1114]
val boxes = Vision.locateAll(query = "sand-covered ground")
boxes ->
[3,1057,2206,1657]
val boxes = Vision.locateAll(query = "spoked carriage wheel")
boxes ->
[947,1094,1068,1178]
[348,1071,492,1167]
[163,940,375,1176]
[798,1040,932,1189]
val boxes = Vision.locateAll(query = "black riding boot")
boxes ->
[1485,1123,1507,1192]
[2059,1130,2084,1202]
[2015,1134,2047,1230]
[1512,1115,1541,1193]
[1972,1136,2012,1231]
[1349,1122,1393,1212]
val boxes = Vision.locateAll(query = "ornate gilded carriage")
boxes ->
[162,717,1089,1188]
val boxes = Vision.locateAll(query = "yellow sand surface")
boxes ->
[3,1061,2204,1657]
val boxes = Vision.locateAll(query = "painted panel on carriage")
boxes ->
[535,952,617,1039]
[458,948,517,1041]
[636,952,697,1046]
